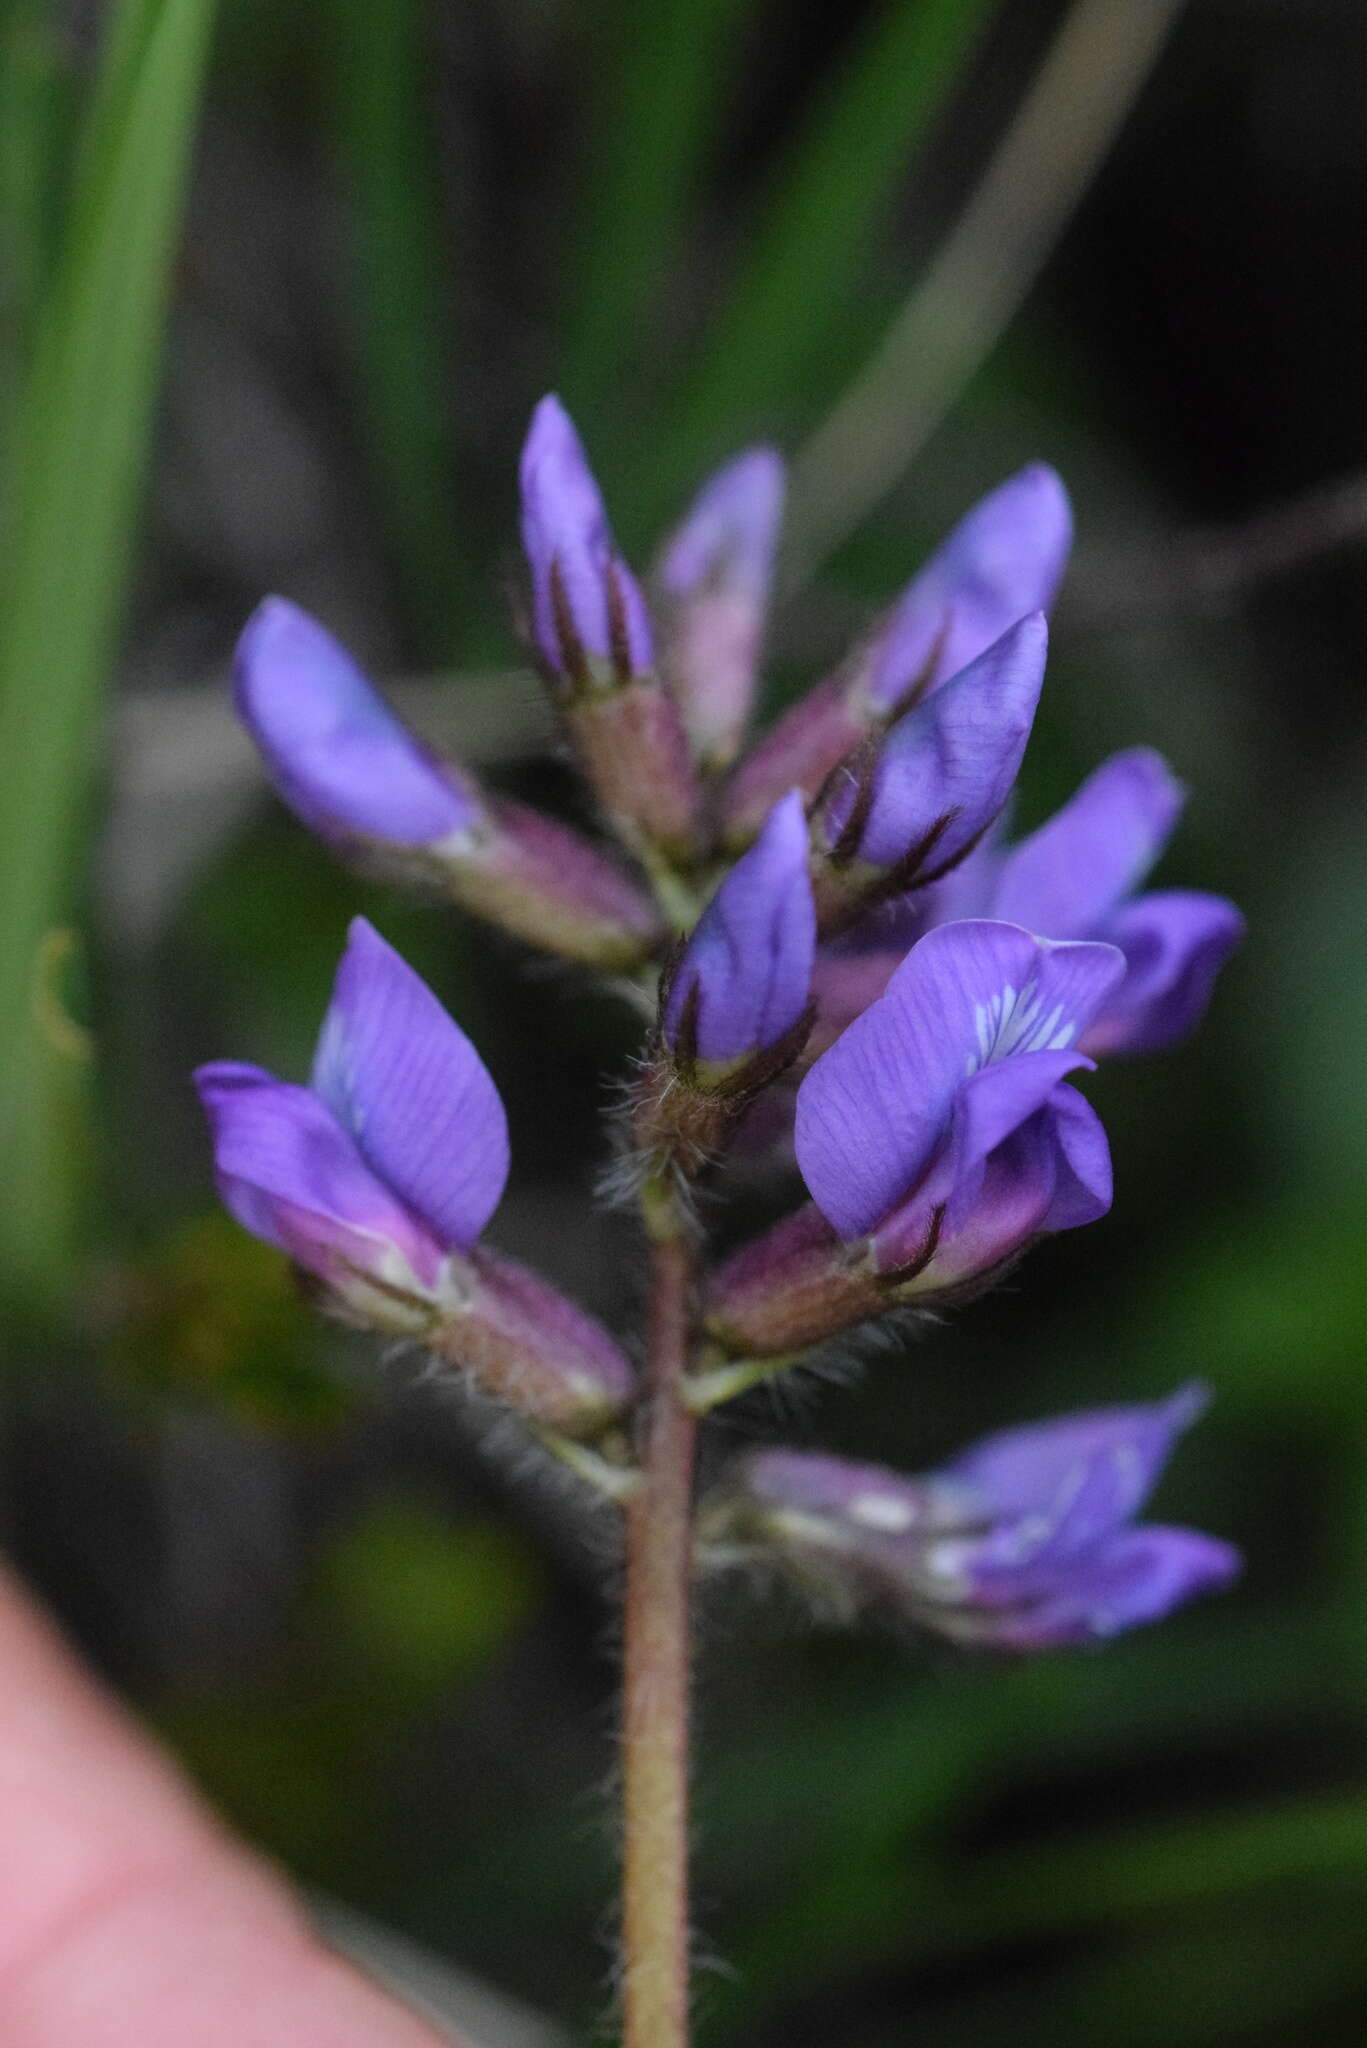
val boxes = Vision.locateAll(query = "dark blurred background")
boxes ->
[3,0,1367,2042]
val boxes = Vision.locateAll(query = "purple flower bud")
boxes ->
[234,598,481,847]
[865,463,1073,713]
[232,596,659,968]
[656,447,785,768]
[717,467,1069,845]
[195,920,629,1431]
[664,792,815,1067]
[519,394,653,683]
[711,1387,1239,1650]
[814,615,1047,925]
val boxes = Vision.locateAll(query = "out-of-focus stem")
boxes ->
[620,1194,696,2048]
[782,0,1188,590]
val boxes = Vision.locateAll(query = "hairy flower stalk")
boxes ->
[208,403,1245,2043]
[621,1195,696,2048]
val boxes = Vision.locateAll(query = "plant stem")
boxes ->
[621,1201,696,2048]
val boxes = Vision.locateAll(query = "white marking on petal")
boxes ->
[969,975,1078,1073]
[847,1491,917,1533]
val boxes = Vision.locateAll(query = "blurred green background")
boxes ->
[3,0,1367,2042]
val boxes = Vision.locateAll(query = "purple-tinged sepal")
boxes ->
[447,797,663,969]
[519,395,701,860]
[655,447,785,770]
[809,614,1047,934]
[706,921,1122,1358]
[429,1247,636,1435]
[717,467,1069,848]
[702,1387,1239,1650]
[234,597,659,968]
[635,793,816,1170]
[196,921,631,1435]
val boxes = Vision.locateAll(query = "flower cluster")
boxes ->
[202,392,1242,1650]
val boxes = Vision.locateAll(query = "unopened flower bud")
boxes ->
[519,396,700,861]
[719,466,1070,849]
[655,447,784,770]
[635,794,815,1169]
[236,596,481,846]
[706,1387,1239,1650]
[234,598,659,967]
[810,614,1047,933]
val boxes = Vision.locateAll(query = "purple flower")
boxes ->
[866,463,1072,713]
[663,791,815,1067]
[719,1386,1240,1650]
[707,920,1124,1359]
[656,448,784,767]
[816,615,1047,912]
[196,918,509,1318]
[796,918,1123,1273]
[519,394,653,682]
[913,749,1243,1055]
[234,598,480,846]
[195,921,631,1429]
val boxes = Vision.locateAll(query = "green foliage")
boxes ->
[662,0,994,472]
[0,0,217,1308]
[323,0,471,653]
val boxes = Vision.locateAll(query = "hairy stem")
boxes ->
[621,1201,696,2048]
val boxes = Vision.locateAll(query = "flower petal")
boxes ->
[665,791,815,1062]
[1085,889,1245,1055]
[947,1384,1209,1540]
[234,598,477,845]
[974,1526,1241,1649]
[311,919,509,1251]
[873,1057,1095,1279]
[193,1061,443,1288]
[796,919,1122,1239]
[840,614,1047,874]
[992,748,1184,938]
[1039,1082,1113,1228]
[867,465,1073,711]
